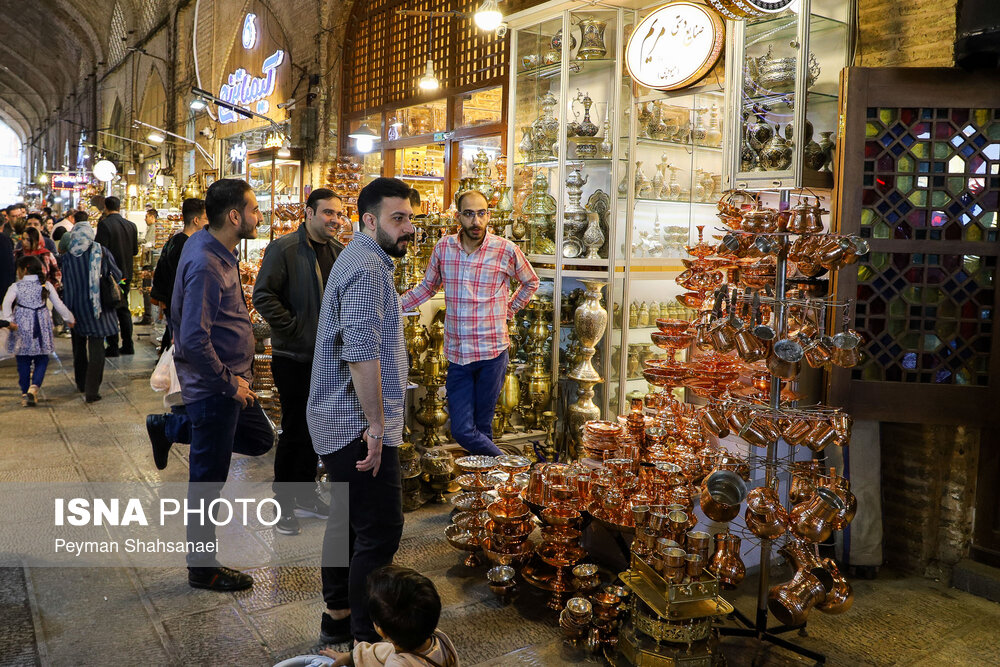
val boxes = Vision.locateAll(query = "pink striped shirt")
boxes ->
[401,232,539,365]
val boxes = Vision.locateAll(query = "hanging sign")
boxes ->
[218,50,284,123]
[216,9,289,125]
[625,2,726,91]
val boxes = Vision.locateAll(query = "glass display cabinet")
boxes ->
[507,0,732,419]
[244,146,303,261]
[725,0,852,190]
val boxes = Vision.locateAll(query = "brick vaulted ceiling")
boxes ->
[0,0,117,142]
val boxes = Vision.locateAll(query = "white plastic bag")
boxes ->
[150,345,177,392]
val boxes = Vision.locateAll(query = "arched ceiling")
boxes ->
[0,0,113,140]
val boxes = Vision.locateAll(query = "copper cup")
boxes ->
[647,509,669,534]
[832,413,853,441]
[655,537,681,555]
[685,530,712,552]
[768,572,828,626]
[803,420,839,453]
[699,404,731,438]
[782,418,814,447]
[631,504,650,529]
[685,552,704,577]
[639,529,657,552]
[667,510,689,537]
[664,547,686,569]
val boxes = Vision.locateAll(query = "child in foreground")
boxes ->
[320,565,459,667]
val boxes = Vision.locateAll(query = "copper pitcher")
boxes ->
[768,572,828,626]
[700,469,748,522]
[802,419,840,453]
[816,558,854,614]
[827,471,857,530]
[699,404,731,438]
[788,461,819,505]
[790,486,846,543]
[745,486,788,539]
[708,532,745,589]
[734,325,768,362]
[778,538,835,592]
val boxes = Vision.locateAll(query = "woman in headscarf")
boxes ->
[15,227,60,287]
[61,221,121,402]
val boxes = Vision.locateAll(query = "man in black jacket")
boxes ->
[95,196,139,355]
[150,198,207,353]
[252,188,345,535]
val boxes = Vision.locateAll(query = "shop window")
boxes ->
[388,101,447,141]
[455,87,503,129]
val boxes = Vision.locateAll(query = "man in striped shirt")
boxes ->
[401,189,539,456]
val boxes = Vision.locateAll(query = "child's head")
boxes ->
[367,565,441,651]
[16,255,44,281]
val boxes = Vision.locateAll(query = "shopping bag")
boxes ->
[150,345,175,392]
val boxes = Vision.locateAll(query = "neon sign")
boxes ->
[218,50,284,123]
[242,14,258,49]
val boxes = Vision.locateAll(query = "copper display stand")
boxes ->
[716,190,827,667]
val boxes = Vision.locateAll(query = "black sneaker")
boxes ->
[294,497,330,520]
[320,612,352,644]
[146,414,172,470]
[105,347,120,358]
[275,513,300,535]
[187,566,253,591]
[121,347,135,355]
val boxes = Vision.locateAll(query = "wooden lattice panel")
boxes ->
[344,0,507,117]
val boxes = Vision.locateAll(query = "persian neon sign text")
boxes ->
[218,50,284,124]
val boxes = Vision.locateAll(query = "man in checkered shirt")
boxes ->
[401,189,539,456]
[308,177,414,646]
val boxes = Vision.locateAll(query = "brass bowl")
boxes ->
[482,538,534,567]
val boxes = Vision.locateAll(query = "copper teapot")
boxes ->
[744,486,788,539]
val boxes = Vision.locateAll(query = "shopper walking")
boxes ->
[95,196,138,356]
[144,179,273,592]
[15,227,60,287]
[2,256,75,406]
[149,198,207,353]
[0,225,14,305]
[61,221,121,402]
[309,177,414,645]
[401,189,539,456]
[253,188,344,535]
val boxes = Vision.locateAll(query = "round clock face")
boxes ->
[745,0,797,12]
[625,3,726,91]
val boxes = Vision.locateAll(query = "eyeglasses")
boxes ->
[461,209,489,220]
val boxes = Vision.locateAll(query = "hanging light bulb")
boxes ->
[473,0,503,32]
[348,123,379,154]
[277,138,291,158]
[418,60,439,91]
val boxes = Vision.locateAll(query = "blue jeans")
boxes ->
[16,354,49,394]
[163,394,274,564]
[445,349,508,456]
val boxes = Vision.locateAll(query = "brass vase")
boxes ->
[567,280,608,449]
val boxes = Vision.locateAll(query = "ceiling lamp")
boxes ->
[147,130,165,144]
[418,60,439,91]
[190,97,208,111]
[473,0,503,31]
[348,123,379,154]
[277,138,291,158]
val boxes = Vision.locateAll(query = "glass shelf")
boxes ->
[517,57,617,80]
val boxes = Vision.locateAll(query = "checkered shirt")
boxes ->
[308,232,407,455]
[401,231,540,366]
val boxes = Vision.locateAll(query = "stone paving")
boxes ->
[0,328,998,666]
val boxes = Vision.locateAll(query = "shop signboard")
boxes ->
[624,2,725,91]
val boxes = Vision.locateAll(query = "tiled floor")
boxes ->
[0,328,997,666]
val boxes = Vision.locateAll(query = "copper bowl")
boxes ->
[482,538,534,566]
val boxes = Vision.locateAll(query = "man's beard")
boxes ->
[376,222,412,258]
[237,213,258,240]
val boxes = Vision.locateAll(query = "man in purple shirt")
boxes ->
[144,179,274,591]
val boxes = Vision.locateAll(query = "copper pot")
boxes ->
[766,337,804,379]
[802,335,833,369]
[830,343,861,368]
[768,572,827,626]
[700,469,748,522]
[734,326,768,362]
[802,420,840,453]
[788,462,818,505]
[708,316,738,353]
[790,486,845,543]
[708,533,745,589]
[782,418,814,447]
[827,473,857,530]
[744,486,788,539]
[778,539,835,592]
[816,558,854,614]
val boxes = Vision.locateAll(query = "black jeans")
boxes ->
[106,278,133,352]
[321,439,403,643]
[271,356,318,509]
[70,332,106,400]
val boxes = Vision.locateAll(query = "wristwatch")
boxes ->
[366,430,384,440]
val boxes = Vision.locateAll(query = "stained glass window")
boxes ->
[856,106,999,385]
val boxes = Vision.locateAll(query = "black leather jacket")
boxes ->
[252,223,343,362]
